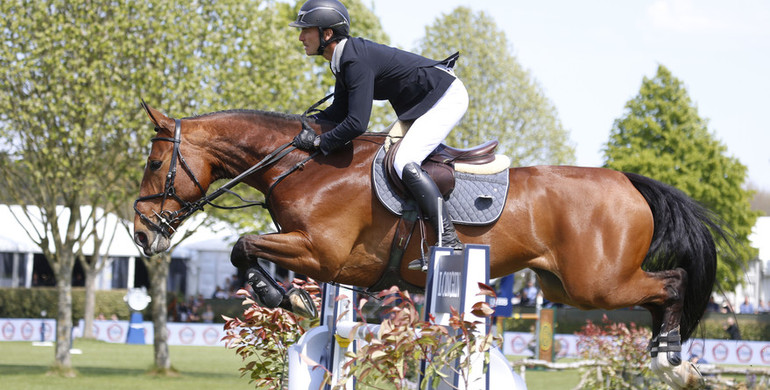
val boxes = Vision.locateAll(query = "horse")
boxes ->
[133,103,725,389]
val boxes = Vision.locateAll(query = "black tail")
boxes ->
[624,172,723,341]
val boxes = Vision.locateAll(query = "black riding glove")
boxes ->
[293,127,320,151]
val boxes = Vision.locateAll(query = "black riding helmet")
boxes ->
[289,0,351,55]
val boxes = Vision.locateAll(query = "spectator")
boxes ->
[757,299,769,314]
[168,296,179,322]
[720,301,734,314]
[739,297,755,314]
[723,317,741,340]
[177,299,190,322]
[186,296,200,322]
[213,286,229,299]
[706,296,720,312]
[519,280,538,307]
[201,304,215,323]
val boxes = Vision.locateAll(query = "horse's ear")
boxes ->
[140,99,174,132]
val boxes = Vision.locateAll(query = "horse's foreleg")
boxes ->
[230,233,323,318]
[231,232,328,276]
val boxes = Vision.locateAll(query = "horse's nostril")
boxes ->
[134,232,148,247]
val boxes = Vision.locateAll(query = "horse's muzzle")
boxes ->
[133,229,169,256]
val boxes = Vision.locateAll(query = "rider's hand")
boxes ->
[293,127,320,151]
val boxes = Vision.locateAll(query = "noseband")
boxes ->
[134,118,307,238]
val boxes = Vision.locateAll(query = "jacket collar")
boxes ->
[330,38,348,75]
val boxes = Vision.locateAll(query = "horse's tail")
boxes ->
[624,172,723,342]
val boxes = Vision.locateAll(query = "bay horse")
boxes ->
[133,103,724,388]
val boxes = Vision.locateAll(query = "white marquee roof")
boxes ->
[0,205,238,258]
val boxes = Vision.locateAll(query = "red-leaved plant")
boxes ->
[222,278,321,390]
[224,280,498,390]
[335,284,499,390]
[575,315,667,389]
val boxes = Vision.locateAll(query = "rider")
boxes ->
[290,0,468,255]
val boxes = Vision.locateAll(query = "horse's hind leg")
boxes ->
[643,268,704,389]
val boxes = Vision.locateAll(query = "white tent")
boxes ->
[0,204,241,296]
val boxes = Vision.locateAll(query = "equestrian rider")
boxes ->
[290,0,468,253]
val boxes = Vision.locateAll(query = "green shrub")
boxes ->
[0,287,131,322]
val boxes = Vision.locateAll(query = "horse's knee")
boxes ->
[231,235,257,268]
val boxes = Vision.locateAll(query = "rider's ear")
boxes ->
[140,99,174,132]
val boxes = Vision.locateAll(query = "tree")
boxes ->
[603,65,760,290]
[0,0,221,374]
[417,7,575,166]
[0,0,392,375]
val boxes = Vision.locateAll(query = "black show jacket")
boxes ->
[315,37,458,154]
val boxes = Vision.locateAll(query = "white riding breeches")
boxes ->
[393,77,469,179]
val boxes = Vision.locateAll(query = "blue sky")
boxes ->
[369,0,770,190]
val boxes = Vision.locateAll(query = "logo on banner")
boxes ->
[433,254,464,313]
[736,344,753,363]
[712,343,728,362]
[179,327,195,344]
[509,335,527,354]
[21,322,33,340]
[203,327,220,345]
[688,340,705,357]
[107,324,124,342]
[761,345,770,364]
[2,322,15,340]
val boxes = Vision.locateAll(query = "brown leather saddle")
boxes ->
[383,139,500,198]
[368,121,502,293]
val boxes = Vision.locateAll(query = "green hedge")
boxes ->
[0,287,133,323]
[0,288,247,324]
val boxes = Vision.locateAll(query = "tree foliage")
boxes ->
[0,0,391,371]
[203,0,392,233]
[603,65,759,290]
[417,7,575,166]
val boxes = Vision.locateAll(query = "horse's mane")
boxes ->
[183,109,302,122]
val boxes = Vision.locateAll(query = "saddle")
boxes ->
[383,120,501,198]
[368,121,510,293]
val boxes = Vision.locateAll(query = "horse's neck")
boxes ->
[195,113,300,188]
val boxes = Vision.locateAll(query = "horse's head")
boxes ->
[133,102,212,256]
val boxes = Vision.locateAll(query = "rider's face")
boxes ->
[299,27,319,56]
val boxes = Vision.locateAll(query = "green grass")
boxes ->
[0,339,250,390]
[517,365,581,389]
[0,340,581,390]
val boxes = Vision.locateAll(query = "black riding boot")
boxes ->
[401,162,463,250]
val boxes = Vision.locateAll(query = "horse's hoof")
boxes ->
[246,267,285,308]
[651,353,704,389]
[285,288,318,318]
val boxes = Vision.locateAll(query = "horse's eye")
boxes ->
[149,160,163,171]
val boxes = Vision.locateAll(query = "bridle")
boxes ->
[133,118,302,238]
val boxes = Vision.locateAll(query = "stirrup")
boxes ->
[408,257,428,272]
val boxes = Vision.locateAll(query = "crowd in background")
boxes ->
[166,273,248,323]
[706,295,770,315]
